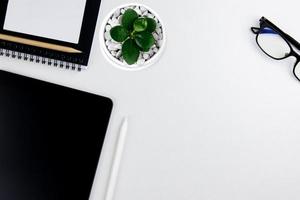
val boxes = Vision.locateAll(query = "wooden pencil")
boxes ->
[0,33,82,53]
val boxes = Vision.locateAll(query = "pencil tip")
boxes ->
[73,49,82,53]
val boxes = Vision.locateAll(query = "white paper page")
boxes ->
[3,0,87,43]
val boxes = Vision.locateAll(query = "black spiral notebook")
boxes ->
[0,70,113,200]
[0,0,102,71]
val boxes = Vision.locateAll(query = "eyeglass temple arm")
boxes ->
[261,17,300,50]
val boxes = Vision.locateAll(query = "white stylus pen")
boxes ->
[105,117,128,200]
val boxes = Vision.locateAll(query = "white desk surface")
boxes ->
[1,0,300,199]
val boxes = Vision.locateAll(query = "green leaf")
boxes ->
[134,32,155,52]
[110,26,129,42]
[145,18,157,33]
[122,39,140,65]
[121,9,138,30]
[133,18,148,32]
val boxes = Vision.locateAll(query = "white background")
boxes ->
[1,0,300,200]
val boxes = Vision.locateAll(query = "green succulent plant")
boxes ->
[110,9,157,65]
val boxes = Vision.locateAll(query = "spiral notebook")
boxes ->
[0,69,113,200]
[0,0,102,71]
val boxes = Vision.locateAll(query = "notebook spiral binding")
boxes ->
[0,48,83,71]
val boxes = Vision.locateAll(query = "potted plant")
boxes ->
[100,4,166,70]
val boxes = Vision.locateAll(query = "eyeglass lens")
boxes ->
[294,62,300,80]
[257,27,291,59]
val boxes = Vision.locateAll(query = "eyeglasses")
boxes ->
[251,17,300,81]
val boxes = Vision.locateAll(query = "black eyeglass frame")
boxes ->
[251,17,300,81]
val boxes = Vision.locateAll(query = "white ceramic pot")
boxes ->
[100,3,166,71]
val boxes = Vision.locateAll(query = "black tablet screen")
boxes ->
[0,70,113,200]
